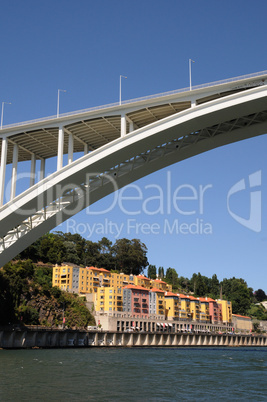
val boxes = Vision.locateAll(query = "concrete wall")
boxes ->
[232,316,253,331]
[0,329,266,349]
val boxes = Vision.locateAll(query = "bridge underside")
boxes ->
[1,80,267,266]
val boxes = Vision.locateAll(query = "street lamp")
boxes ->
[57,89,67,118]
[1,102,11,129]
[119,75,127,105]
[189,59,195,91]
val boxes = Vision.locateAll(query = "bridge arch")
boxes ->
[1,84,267,266]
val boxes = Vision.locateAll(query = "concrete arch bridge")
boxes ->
[1,71,267,266]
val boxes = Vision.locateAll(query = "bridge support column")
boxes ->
[57,125,64,171]
[10,143,18,200]
[84,144,88,155]
[0,137,8,206]
[39,158,45,181]
[68,133,74,164]
[129,121,134,132]
[30,154,36,187]
[126,116,134,133]
[121,113,126,137]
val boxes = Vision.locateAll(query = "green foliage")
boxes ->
[147,265,157,279]
[210,274,220,298]
[56,292,94,328]
[221,277,253,315]
[16,234,147,275]
[0,260,95,328]
[158,267,164,279]
[190,273,208,296]
[247,303,267,320]
[34,266,52,288]
[18,305,39,325]
[254,289,267,302]
[177,276,189,292]
[112,238,148,275]
[50,286,62,298]
[165,268,179,288]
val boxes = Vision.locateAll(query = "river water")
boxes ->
[0,347,266,401]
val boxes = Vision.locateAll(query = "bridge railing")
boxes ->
[1,70,267,130]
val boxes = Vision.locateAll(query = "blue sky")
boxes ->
[1,0,267,291]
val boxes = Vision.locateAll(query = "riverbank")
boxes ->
[0,328,266,348]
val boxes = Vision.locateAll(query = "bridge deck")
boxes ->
[1,70,267,164]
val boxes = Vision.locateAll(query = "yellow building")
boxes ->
[151,278,172,292]
[164,291,180,319]
[216,299,232,324]
[198,297,210,322]
[134,274,151,289]
[52,264,80,292]
[79,266,111,293]
[177,294,191,320]
[94,287,123,313]
[110,272,135,288]
[188,296,201,321]
[149,288,165,316]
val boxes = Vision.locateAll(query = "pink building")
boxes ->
[205,297,223,324]
[123,285,149,318]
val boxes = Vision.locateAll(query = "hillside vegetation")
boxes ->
[0,260,95,328]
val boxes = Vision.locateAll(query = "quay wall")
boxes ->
[0,329,266,349]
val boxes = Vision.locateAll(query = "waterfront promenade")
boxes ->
[1,328,266,349]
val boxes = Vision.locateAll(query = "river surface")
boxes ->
[0,347,266,401]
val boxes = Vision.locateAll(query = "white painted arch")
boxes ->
[1,85,267,266]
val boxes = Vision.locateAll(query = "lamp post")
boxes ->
[1,102,11,129]
[119,75,127,105]
[57,89,67,118]
[189,59,195,91]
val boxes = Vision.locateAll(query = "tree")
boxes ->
[63,241,80,265]
[165,268,178,288]
[177,276,190,292]
[254,289,267,302]
[147,265,157,279]
[221,277,253,315]
[97,237,115,269]
[210,274,220,298]
[112,238,148,275]
[84,240,101,267]
[158,267,164,279]
[189,273,209,297]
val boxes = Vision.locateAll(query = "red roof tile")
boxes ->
[137,275,150,281]
[86,266,110,273]
[232,314,251,319]
[123,284,149,292]
[165,291,179,297]
[198,297,210,303]
[150,288,165,293]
